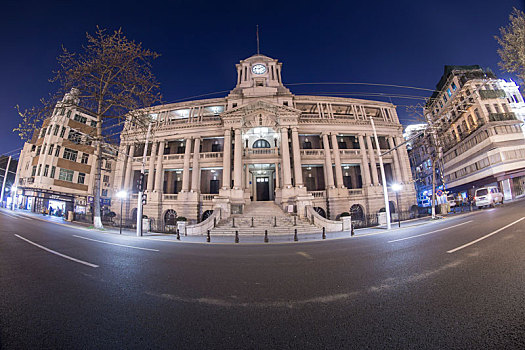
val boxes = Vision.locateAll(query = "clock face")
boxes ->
[252,64,267,75]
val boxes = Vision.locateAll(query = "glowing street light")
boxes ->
[391,183,402,228]
[117,190,127,235]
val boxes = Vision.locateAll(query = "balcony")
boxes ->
[200,194,216,201]
[338,149,360,157]
[300,149,325,158]
[163,194,178,201]
[348,188,363,196]
[479,90,506,100]
[199,152,223,160]
[488,112,516,122]
[244,147,279,157]
[163,154,185,161]
[308,190,326,198]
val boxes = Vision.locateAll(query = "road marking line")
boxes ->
[388,221,473,243]
[447,217,525,253]
[296,251,313,260]
[14,234,99,268]
[0,211,20,219]
[72,235,159,252]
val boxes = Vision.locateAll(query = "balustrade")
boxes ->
[308,190,326,198]
[200,194,216,201]
[245,147,278,156]
[199,152,223,159]
[163,194,178,200]
[348,188,363,196]
[300,149,325,157]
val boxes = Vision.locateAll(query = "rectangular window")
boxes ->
[55,145,61,157]
[90,120,97,128]
[43,165,49,177]
[447,88,452,97]
[485,104,492,114]
[74,114,87,124]
[103,175,109,183]
[50,166,56,179]
[81,153,89,164]
[66,110,72,118]
[48,145,54,155]
[47,126,52,135]
[63,148,78,162]
[58,168,74,182]
[36,146,41,156]
[452,82,457,91]
[494,105,501,113]
[101,189,108,197]
[60,108,65,116]
[68,130,82,144]
[60,127,66,138]
[31,166,37,177]
[37,164,41,176]
[78,172,85,184]
[40,128,46,138]
[53,125,59,136]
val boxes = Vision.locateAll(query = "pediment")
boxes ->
[221,100,300,128]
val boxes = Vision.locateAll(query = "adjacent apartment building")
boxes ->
[14,89,115,217]
[113,53,416,229]
[424,65,525,201]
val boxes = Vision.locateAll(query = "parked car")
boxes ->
[474,186,503,208]
[446,194,456,207]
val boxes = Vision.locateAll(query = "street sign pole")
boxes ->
[136,122,152,237]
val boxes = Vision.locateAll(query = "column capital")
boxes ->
[291,126,298,132]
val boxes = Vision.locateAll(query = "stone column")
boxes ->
[191,138,201,192]
[116,143,127,189]
[124,144,135,190]
[366,135,379,185]
[222,129,231,189]
[181,137,192,192]
[280,127,292,186]
[322,133,335,188]
[331,134,344,188]
[146,141,157,191]
[274,162,280,189]
[154,140,165,191]
[291,127,303,186]
[358,134,371,186]
[245,164,250,190]
[396,136,412,183]
[233,129,242,189]
[388,137,402,183]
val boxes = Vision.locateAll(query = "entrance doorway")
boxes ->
[256,177,270,201]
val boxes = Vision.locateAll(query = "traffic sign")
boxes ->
[436,189,443,196]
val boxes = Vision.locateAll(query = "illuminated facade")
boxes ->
[114,54,416,229]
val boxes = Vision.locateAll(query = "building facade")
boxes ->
[424,65,525,201]
[15,89,115,217]
[113,54,416,229]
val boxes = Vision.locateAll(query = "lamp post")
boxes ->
[392,183,402,228]
[370,116,391,229]
[117,190,127,235]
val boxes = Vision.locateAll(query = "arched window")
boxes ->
[164,209,177,226]
[314,207,326,218]
[350,204,364,221]
[253,139,270,148]
[202,210,213,222]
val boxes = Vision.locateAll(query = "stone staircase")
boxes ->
[211,201,321,236]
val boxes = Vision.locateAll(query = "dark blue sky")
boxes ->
[1,0,523,156]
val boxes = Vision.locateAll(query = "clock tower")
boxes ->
[228,54,292,99]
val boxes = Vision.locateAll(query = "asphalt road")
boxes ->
[1,201,525,349]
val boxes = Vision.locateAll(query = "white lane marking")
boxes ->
[72,235,159,252]
[14,234,99,268]
[447,216,525,253]
[388,220,473,243]
[296,251,313,260]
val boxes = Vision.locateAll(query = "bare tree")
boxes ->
[15,27,162,228]
[496,8,525,84]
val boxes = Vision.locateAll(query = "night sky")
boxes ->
[1,0,523,157]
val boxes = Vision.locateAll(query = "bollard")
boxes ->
[351,222,355,236]
[235,230,239,243]
[176,229,180,240]
[322,227,326,239]
[214,217,216,228]
[207,229,211,243]
[274,216,277,227]
[232,217,235,228]
[294,228,298,242]
[264,229,269,243]
[294,216,297,226]
[251,217,254,227]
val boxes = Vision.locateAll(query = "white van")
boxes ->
[474,186,503,208]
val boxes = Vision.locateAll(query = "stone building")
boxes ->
[424,65,525,201]
[114,54,416,230]
[15,89,115,217]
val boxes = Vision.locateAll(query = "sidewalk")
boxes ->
[2,208,463,244]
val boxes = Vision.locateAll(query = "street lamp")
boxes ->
[391,183,402,228]
[116,190,127,235]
